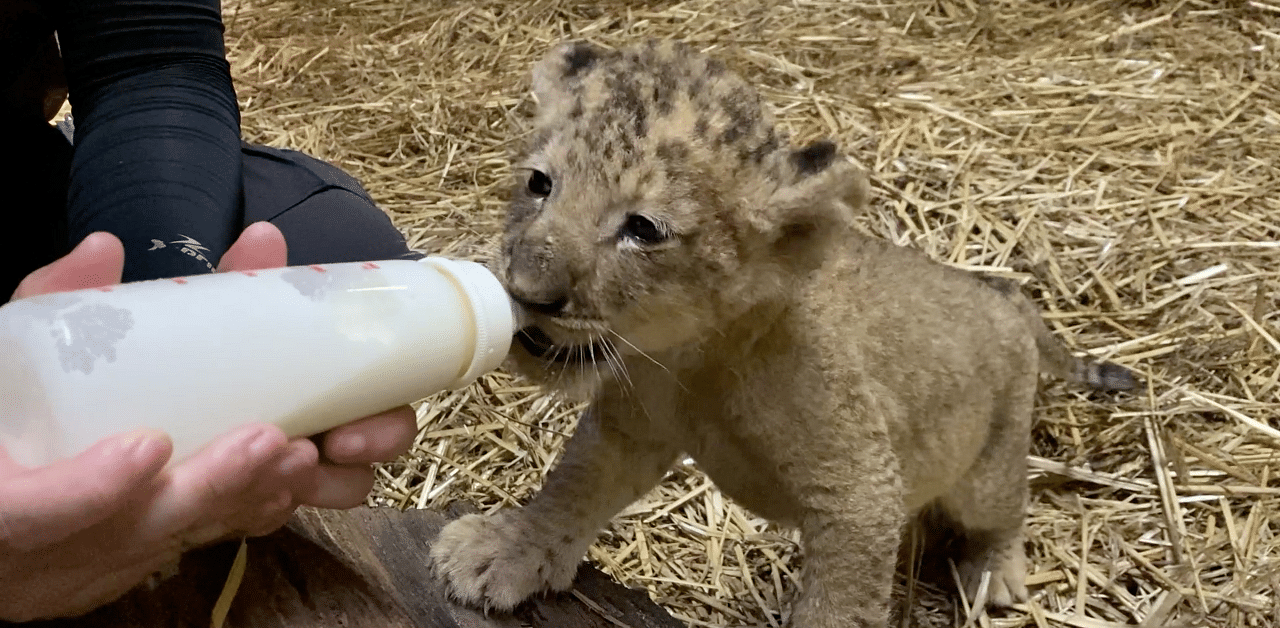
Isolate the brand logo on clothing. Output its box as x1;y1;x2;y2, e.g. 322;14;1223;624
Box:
148;235;215;272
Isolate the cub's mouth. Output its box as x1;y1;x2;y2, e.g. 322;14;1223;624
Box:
515;326;609;364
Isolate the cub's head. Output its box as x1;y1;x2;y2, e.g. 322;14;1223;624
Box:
501;40;868;387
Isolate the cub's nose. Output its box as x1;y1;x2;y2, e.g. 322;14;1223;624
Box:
507;284;569;316
504;239;569;316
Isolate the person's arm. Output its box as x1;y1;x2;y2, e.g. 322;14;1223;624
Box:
46;0;242;281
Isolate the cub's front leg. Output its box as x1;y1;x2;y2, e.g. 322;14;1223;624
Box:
782;409;907;628
431;407;680;611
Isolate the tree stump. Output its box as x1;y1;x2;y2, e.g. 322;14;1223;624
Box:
15;506;685;628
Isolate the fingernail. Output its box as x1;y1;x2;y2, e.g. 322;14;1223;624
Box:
117;429;170;466
245;426;282;458
275;445;317;477
257;490;294;524
247;490;297;536
268;489;292;512
331;432;367;459
185;522;233;548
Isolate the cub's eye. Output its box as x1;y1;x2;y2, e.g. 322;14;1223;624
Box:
527;170;553;197
621;214;667;245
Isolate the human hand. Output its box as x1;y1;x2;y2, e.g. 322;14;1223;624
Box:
0;224;416;621
14;222;417;508
0;228;305;620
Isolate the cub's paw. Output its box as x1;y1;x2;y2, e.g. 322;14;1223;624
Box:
430;512;580;611
958;538;1028;609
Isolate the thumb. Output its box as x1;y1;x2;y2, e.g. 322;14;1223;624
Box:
0;430;172;550
217;222;288;272
10;232;125;301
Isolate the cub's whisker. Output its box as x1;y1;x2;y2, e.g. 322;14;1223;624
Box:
601;335;634;394
609;330;670;374
610;330;686;392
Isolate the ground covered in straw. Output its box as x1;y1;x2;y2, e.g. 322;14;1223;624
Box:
222;1;1279;626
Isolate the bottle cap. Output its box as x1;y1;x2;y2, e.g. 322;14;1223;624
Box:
420;257;519;387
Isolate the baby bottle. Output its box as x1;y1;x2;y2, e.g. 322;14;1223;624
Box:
0;257;522;468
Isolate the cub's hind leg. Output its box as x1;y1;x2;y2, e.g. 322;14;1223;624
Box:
936;384;1035;609
431;406;680;611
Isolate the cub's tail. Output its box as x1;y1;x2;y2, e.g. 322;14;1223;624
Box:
1032;325;1140;392
977;274;1140;392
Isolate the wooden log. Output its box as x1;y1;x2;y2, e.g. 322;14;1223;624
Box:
13;507;685;628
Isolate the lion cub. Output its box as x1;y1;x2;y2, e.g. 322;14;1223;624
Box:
431;40;1136;627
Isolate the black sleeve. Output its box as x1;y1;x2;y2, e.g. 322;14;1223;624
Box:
44;0;243;281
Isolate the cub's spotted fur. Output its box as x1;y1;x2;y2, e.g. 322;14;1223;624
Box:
431;40;1137;627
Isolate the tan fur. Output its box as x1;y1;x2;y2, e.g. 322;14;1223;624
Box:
431;40;1137;627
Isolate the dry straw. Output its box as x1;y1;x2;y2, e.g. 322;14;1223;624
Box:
224;1;1279;626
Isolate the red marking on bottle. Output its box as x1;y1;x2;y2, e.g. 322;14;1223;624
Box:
97;287;113;292
309;265;327;273
362;262;380;270
241;271;258;277
172;278;188;285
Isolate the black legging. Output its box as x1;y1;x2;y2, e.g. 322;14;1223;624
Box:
48;0;247;282
1;0;418;300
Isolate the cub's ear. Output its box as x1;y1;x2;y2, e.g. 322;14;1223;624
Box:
531;40;607;105
749;139;870;238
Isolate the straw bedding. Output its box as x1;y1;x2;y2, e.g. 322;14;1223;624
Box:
221;1;1280;626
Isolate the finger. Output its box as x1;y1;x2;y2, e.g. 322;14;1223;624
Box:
275;439;321;499
242;490;296;538
160;432;316;548
297;463;376;510
189;438;312;542
318;405;417;465
238;439;318;536
0;429;170;550
216;221;287;272
142;424;289;539
10;231;125;300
